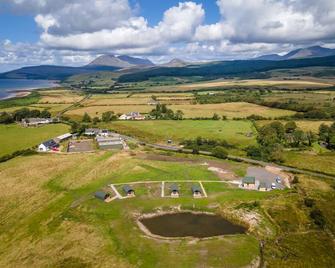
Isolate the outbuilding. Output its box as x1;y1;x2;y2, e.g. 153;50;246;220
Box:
170;184;179;198
242;176;256;190
123;185;135;197
191;185;202;198
94;191;111;202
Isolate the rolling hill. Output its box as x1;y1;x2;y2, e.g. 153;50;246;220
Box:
256;46;335;61
118;55;335;83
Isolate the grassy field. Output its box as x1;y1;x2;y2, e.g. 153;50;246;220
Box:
283;151;335;176
102;120;257;147
169;102;295;118
0;123;69;157
66;100;294;119
38;89;84;104
0;151;334;267
171;79;333;91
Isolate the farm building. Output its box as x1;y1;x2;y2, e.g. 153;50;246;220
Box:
191;185;202;198
123;185;135;197
96;136;124;150
22;118;52;127
38;139;59;152
94;191;111;202
54;133;72;143
84;128;101;136
258;182;269;191
241;177;256;190
119;112;145;120
170;184;179;198
97;129;111;137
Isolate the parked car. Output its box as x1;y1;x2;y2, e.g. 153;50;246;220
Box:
276;176;281;183
271;183;277;189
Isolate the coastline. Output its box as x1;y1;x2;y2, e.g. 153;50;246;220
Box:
0;79;59;100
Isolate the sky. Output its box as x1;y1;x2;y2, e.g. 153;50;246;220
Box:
0;0;335;72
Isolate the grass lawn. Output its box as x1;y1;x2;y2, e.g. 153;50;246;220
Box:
0;151;334;267
102;120;257;147
0;123;70;157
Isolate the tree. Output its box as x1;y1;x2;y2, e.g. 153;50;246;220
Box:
82;112;91;122
285;121;297;133
292;129;306;147
40;109;51;118
92;117;100;125
102;111;115;122
29;109;41;118
212;113;220;120
174;110;184;120
319;123;331;145
213;146;228;159
13;108;30;121
0;112;14;124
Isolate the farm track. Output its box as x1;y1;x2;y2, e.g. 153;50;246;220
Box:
57;93;92;117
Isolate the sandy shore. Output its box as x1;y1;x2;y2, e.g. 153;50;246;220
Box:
1;90;31;100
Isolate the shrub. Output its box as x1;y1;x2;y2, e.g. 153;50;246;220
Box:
212;146;228;159
310;208;326;228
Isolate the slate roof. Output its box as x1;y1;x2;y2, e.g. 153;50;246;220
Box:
242;176;256;184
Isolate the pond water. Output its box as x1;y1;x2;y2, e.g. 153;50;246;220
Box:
139;212;246;238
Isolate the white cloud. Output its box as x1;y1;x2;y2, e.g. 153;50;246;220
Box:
38;2;205;52
1;0;335;69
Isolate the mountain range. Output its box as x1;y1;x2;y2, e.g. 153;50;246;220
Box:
1;46;335;80
255;46;335;60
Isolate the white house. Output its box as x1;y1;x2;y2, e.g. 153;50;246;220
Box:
38;139;59;152
119;112;145;120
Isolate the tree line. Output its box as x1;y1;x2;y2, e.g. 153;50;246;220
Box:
0;108;51;124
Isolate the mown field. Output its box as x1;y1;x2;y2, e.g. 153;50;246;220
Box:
0;151;334;267
169;102;295;118
66;99;294;119
102;120;257;148
0;123;69;157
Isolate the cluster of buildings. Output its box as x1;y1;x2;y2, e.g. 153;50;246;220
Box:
240;176;282;191
95;183;205;202
84;128;126;150
38;133;72;152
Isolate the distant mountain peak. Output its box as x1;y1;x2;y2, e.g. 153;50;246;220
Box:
161;58;189;67
88;54;154;68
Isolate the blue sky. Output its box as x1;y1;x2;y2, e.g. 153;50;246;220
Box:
0;0;334;72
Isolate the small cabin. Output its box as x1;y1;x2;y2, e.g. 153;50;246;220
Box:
242;176;256;190
191;185;202;198
170;184;179;198
123;185;135;197
258;182;268;192
94;191;111;202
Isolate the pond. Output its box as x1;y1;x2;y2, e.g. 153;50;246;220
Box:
139;212;246;238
